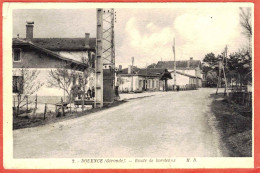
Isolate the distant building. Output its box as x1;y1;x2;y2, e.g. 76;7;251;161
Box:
155;57;203;89
116;66;172;92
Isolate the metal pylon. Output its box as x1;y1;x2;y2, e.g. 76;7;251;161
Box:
102;8;115;69
95;8;116;107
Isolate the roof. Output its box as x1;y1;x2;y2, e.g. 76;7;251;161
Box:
13;38;96;51
118;66;140;75
174;71;202;79
118;67;172;80
155;60;201;70
13;39;88;68
138;68;167;77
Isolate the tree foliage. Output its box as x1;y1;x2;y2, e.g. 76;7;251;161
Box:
48;63;91;103
202;50;252;87
48;64;75;98
239;7;252;37
202;52;218;67
147;63;157;69
206;71;218;84
14;67;44;116
228;51;252;85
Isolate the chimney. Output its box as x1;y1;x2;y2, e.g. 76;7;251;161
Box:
187;57;193;69
26;21;34;40
119;65;122;71
128;65;132;74
85;33;90;48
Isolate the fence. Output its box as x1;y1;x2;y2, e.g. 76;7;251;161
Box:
229;90;252;107
12;94;94;119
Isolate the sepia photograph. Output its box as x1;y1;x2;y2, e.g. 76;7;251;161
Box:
2;2;254;169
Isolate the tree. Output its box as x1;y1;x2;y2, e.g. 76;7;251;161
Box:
202;52;218;67
48;63;76;102
202;53;219;84
206;71;218;86
147;63;157;69
227;51;252;86
240;7;252;56
13;68;43;116
48;63;91;112
240;7;252;37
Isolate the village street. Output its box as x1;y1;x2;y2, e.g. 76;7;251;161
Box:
13;88;228;158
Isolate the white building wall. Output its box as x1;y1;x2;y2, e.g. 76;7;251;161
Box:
12;68;91;97
119;76;131;92
168;72;190;86
118;75;160;92
54;51;90;63
177;68;202;79
177;69;195;77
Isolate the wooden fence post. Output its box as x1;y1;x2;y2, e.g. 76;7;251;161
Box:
81;91;85;112
61;97;65;116
33;94;37;115
44;103;47;120
13;96;16;116
26;96;28;116
35;94;37;109
69;93;72;113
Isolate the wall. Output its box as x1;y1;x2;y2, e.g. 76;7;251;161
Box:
12;68;87;98
118;76;132;92
176;68;202;87
118;75;139;92
12;48;95;103
146;78;160;91
13;49;66;68
177;67;202;79
117;75;159;92
54;51;92;64
168;72;190;88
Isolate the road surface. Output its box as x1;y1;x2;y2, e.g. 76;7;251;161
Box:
13;88;228;158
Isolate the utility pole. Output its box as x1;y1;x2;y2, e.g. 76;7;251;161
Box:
131;56;134;92
223;45;229;96
172;38;176;91
216;45;229;96
146;63;148;91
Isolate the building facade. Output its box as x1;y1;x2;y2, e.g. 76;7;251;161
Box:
116;66;172;92
155;57;203;88
12;22;95;103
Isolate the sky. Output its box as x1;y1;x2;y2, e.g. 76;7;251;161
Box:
13;5;250;68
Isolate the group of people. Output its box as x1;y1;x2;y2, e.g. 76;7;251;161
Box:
71;84;120;101
87;87;95;98
71;84;95;101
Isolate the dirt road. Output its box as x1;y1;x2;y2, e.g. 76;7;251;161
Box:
13;88;228;158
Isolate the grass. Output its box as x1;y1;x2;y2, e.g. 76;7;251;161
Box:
210;93;252;157
13;100;127;130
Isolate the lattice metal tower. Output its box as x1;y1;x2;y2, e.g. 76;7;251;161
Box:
102;8;115;69
95;8;116;107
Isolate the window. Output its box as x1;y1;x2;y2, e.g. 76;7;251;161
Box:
13;76;23;93
139;80;142;88
13;49;21;62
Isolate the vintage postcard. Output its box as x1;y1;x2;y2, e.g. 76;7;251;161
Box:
2;2;254;169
